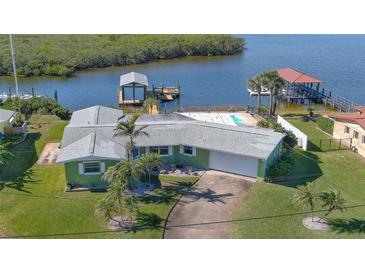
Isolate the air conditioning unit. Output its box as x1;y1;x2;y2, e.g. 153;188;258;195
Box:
351;146;358;153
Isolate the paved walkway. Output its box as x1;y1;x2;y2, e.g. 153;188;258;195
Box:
164;170;255;239
38;142;60;165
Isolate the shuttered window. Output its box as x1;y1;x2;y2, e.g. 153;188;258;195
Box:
83;162;100;174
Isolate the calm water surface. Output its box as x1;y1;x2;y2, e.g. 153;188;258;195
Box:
1;35;365;110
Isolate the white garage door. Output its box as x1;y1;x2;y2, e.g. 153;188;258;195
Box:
209;150;258;177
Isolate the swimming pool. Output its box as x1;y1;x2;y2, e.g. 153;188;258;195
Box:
230;114;246;125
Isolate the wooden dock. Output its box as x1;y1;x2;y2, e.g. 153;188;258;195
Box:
118;91;144;106
118;72;181;111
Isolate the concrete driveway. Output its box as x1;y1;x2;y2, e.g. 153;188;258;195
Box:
164;170;255;239
38;143;60;165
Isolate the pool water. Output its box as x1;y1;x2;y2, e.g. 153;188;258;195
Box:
230;115;245;125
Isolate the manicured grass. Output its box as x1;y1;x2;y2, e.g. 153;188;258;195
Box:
231;118;365;238
0;115;198;238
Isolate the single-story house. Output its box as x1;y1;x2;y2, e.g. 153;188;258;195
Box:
329;112;365;157
353;105;365;114
56;105;285;187
0;109;16;135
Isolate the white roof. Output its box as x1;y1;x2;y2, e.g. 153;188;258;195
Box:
120;72;148;87
57;106;285;163
0;109;16;122
69;105;124;127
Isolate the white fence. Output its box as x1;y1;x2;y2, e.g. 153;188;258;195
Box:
277;115;308;151
4;121;28;135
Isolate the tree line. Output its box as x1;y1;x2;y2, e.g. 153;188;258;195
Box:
0;35;245;77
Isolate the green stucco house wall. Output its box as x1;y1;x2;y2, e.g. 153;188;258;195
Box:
63;143;281;186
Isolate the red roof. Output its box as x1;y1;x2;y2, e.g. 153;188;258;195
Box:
329;113;365;130
276;68;322;84
353;105;365;114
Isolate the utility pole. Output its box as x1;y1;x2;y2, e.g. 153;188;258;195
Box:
9;34;19;97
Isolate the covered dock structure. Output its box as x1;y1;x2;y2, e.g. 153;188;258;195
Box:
118;72;181;110
248;67;358;112
277;67;324;103
119;72;148;106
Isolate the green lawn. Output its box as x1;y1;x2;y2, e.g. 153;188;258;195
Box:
231;118;365;238
0;115;198;238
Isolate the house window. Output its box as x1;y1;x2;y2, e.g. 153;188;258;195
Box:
344;126;350;134
362;135;365;144
148;146;169;156
84;162;100;174
353;130;359;140
132;148;139;158
183;146;193;155
159;146;169;156
150;146;159;154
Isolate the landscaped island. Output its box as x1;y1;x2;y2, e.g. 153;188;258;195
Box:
0;35;245;77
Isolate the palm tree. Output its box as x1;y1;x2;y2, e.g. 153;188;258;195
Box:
95;180;126;228
143;97;159;115
293;182;317;221
138;152;163;184
248;77;263;111
260;70;285;116
114;113;148;160
318;190;346;220
97;162;143;229
102;160;142;189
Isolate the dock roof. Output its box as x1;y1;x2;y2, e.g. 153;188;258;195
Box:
120;72;148;87
277;68;322;84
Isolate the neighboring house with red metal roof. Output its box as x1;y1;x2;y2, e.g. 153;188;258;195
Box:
329;113;365;157
353;105;365;114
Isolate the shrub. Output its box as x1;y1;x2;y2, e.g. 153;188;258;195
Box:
307;107;314;117
14;112;23;127
256;119;271;128
266;154;295;179
52;106;71;120
3;97;71;120
0;133;22;148
301;115;310;122
316;117;334;135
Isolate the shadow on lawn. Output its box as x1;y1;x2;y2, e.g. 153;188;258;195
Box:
0;169;40;192
137;180;233;205
329;218;365;234
133;212;164;231
273;150;323;188
0;133;40;192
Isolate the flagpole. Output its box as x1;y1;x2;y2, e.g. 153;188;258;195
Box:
9;34;19;97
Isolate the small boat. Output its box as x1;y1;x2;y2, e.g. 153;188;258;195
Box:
247;88;271;96
0;92;43;101
160;94;174;101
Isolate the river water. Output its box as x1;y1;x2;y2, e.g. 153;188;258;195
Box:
1;35;365;110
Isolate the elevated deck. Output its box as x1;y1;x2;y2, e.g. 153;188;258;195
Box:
118;91;144;106
158;87;180;95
